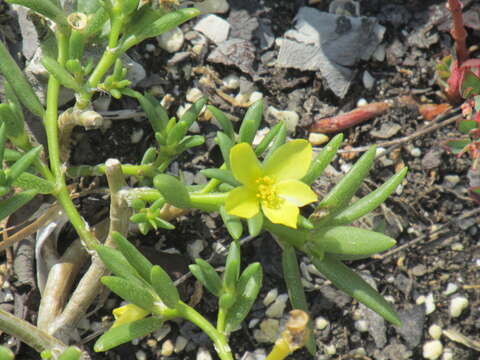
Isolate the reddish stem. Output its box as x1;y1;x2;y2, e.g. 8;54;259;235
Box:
447;0;468;65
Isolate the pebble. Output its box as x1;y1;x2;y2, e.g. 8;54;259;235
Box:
249;91;263;103
265;293;288;318
187;239;205;259
341;163;352;174
357;98;368;107
428;324;442;340
354;319;369;333
324;344;337;355
362;70;375;89
135;350;147;360
444;175;460;186
253;319;280;343
194;15;230;44
422;340;443;360
157;28;184;53
196;347;212;360
315;316;329;330
186;87;204;103
174;336;188;353
442;348;454;360
417;293;436;315
411;264;427;277
373;43;386;61
308;132;329;146
145;43;156;52
449;296;468;317
268;106;299;133
443;283;458;296
410;147;422;157
195;0;229;14
161;340;174;356
222;74;240;89
130;128;144;144
450;242;464;251
263;288;278;306
249;318;260;328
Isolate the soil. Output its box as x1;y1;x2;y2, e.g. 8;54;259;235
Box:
0;0;479;360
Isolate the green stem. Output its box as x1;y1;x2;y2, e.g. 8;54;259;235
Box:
190;193;228;207
176;302;233;360
217;307;227;333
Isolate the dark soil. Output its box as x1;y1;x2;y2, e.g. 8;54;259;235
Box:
1;0;479;359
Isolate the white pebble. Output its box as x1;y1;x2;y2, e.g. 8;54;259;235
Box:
354;319;369;333
410;147;422;157
315;316;329;330
265;294;288;318
425;293;436;314
194;15;230;44
186;87;204;103
174;336;188;353
196;347;212;360
450;242;464;251
161;340;174;356
130;128;144;144
428;324;442;340
187;239;205;259
157;28;184;53
253;319;280;343
341;163;352;174
308;132;329;146
324;344;336;355
263;288;278;306
222;74;240;89
249;91;263;103
154;324;171;341
268;106;299;133
449;296;468;317
145;43;156;52
423;340;443;360
443;283;458;296
249;318;260;328
135;350;147;360
441;348;454;360
235;92;250;104
357;98;368;107
362;71;375;90
195;0;229;14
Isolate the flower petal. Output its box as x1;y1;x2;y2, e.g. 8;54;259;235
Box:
225;185;260;218
112;304;149;328
230;143;263;186
277;180;317;206
262;200;299;228
263;139;312;181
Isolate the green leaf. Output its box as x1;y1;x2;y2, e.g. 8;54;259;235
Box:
311;256;401;325
208;105;234;140
239;99;264;144
316;145;376;212
324;167;408;226
166;121;189;146
94;317;163;352
0;42;45;118
133;92;167;133
254;122;283;156
176;135;204;151
247;212;263;237
141;147;157;165
445;139;471;155
200;169;240;187
41;56;82;92
96;245;144;284
215;132;234;169
189;259;222;297
0;103;24;139
302;133;343;185
0;189;37;221
150;265;180;308
219;206;243;240
281;245;316;355
263;121;287;163
13;172;55;194
153;174;191;208
57;347;82;360
6;146;42;185
460;70;480;98
101;276;157;311
458;120;478;134
5;0;67;26
0;345;14;360
0;123;6;165
223;241;240;292
309;226;396;258
111;232;153;283
224;262;262;333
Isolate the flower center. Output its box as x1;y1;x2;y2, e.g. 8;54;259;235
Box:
255;176;283;209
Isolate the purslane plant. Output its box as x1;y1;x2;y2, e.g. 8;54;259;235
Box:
0;0;407;359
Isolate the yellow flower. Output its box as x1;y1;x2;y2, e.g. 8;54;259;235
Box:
225;139;317;228
111;304;149;328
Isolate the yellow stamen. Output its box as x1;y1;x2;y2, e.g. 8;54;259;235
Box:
255;176;283;209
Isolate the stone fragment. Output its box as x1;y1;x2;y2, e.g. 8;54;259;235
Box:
253;319;280;343
449;296;468;318
161;340;174;356
265;294;288;318
428;324;442;340
208;39;256;76
157;28;184;53
195;0;229;14
194;15;231;44
422;340;443;360
268;106;299;133
309;133;329;146
362;70;375;89
371;122;402;139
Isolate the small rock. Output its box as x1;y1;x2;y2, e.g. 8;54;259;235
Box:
411;264;427;277
268;106;299;133
424;293;436;315
253;319;280;343
309;133;329;146
194;15;231;44
354;319;369;333
174;336;188;353
428;324;442;340
222;74;240;89
195;0;229;14
130;128;144;144
450;242;464;251
315;316;329;330
248;318;260;328
265;294;288;318
154;324;171;341
423;340;443;360
443;283;458;296
135;350;147;360
249;92;263;103
397;305;426;348
145;43;156;52
324;344;336;355
372;43;386;61
196;347;212;360
187;239;204;259
410;147;422;157
449;296;468;317
162;340;174;356
208;38;256;76
186;88;204;103
362;71;375;89
357;98;368;107
442;348;454;360
263;288;278;306
444;175;460;187
157;28;184;53
371;122;402;139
